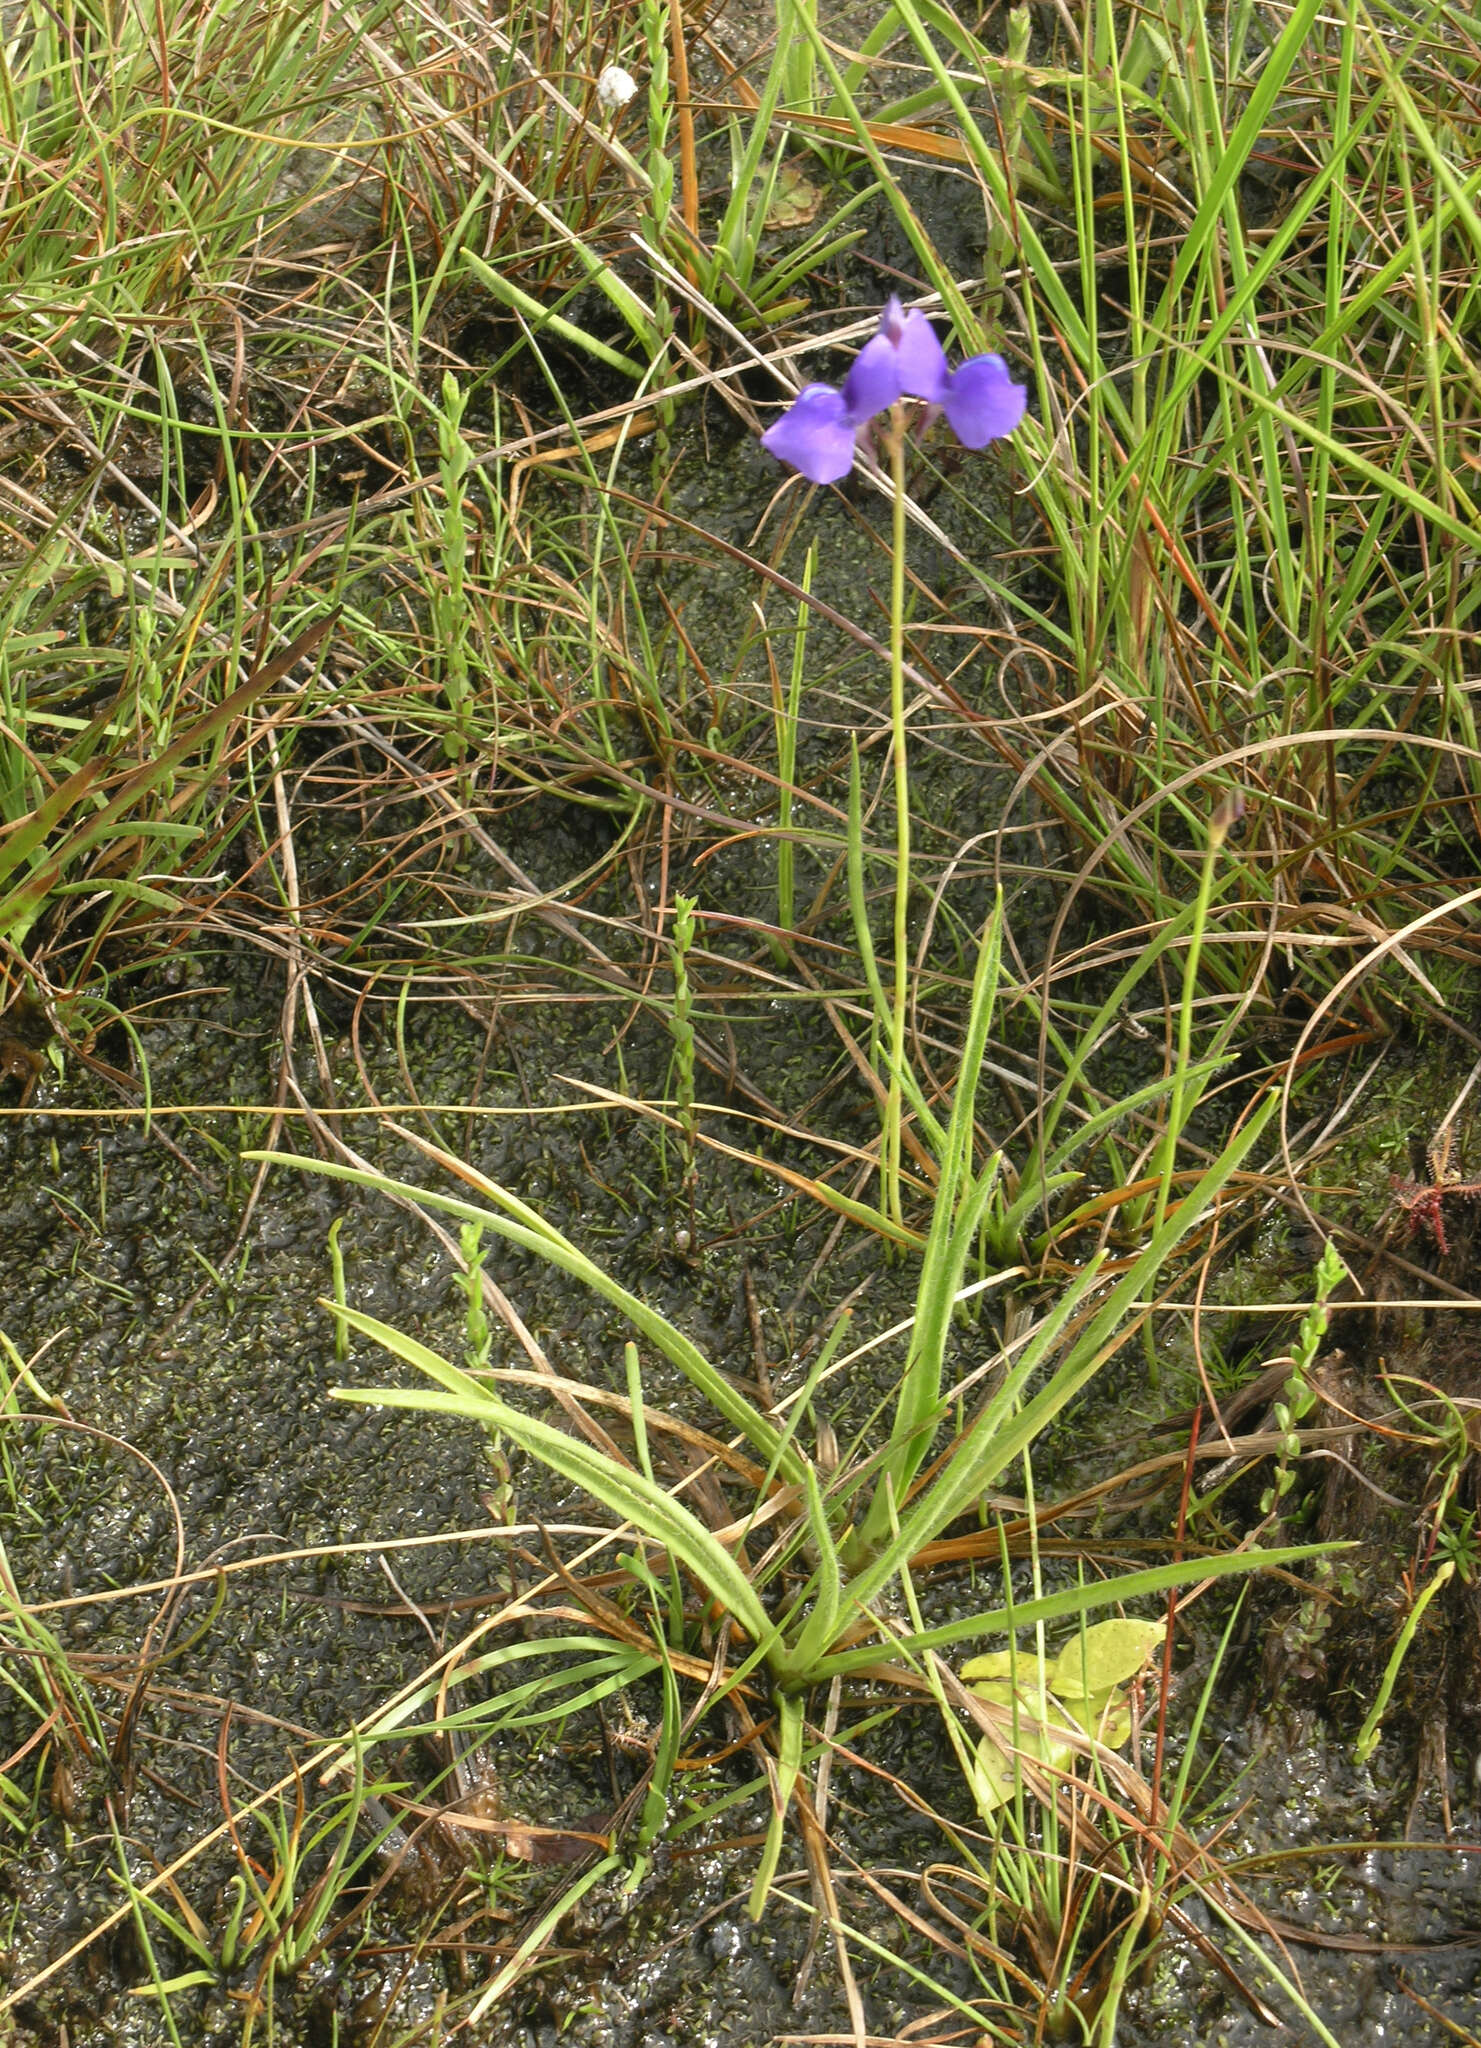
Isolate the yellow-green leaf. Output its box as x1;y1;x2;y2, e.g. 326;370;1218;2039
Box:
1059;1686;1133;1749
1045;1618;1165;1699
961;1647;1021;1684
964;1674;1140;1816
967;1721;1080;1815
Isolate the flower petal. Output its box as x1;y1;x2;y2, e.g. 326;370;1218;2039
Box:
877;295;908;347
760;384;858;484
940;353;1027;447
894;310;949;401
840;333;902;423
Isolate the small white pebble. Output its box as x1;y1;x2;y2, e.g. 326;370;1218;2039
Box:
596;65;638;112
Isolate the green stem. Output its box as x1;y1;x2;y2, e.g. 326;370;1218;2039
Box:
1353;1561;1453;1767
885;404;910;1230
775;544;813;951
1151;801;1230;1240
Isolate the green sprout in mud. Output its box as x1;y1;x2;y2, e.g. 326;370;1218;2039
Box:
666;893;699;1189
1260;1239;1347;1521
1435;1507;1478;1585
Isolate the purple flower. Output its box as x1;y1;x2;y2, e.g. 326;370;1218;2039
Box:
758;385;860;487
761;297;1026;484
937;353;1030;448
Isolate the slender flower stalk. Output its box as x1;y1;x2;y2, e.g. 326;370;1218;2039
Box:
885;404;910;1227
762;298;1026;1225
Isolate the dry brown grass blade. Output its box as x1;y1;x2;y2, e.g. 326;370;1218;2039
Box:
793;1776;868;2048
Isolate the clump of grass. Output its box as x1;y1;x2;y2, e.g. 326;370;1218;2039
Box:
248;879;1324;1950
